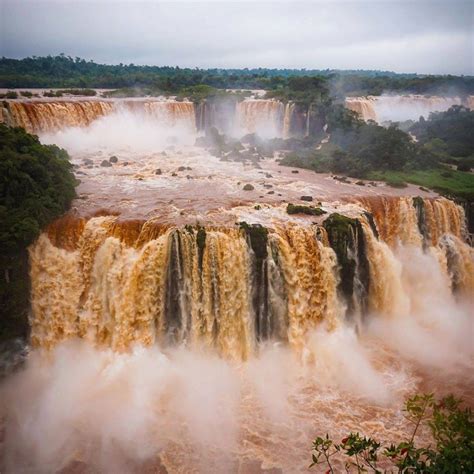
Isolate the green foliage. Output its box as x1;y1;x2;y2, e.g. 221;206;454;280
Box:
310;393;474;473
58;88;97;96
0;124;77;252
369;168;474;201
43;89;63;97
3;90;18;99
3;56;470;96
281;121;430;180
410;106;474;158
0;124;77;341
287;203;326;216
330;74;474;98
265;76;331;106
281;106;474;200
386;177;408;188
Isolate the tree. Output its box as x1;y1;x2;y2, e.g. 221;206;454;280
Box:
310;393;474;473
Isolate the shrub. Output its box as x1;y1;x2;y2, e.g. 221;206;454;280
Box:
287;203;326;216
386;178;408;188
457;159;472;172
310;393;474;473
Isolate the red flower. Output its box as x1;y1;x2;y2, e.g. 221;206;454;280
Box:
401;448;408;455
341;437;349;444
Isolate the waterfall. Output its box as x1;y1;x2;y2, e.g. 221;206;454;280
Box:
3;99;197;134
345;95;474;123
282;102;295;139
345;97;377;121
28;197;473;358
234;99;285;138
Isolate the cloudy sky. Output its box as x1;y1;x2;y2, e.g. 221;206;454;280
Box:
0;0;472;74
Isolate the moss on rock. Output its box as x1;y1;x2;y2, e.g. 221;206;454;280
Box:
286;203;326;216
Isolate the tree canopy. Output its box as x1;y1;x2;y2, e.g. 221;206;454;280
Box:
1;55;473;96
0;124;77;252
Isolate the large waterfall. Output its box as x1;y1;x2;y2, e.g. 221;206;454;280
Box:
2;99;196;135
27;197;472;359
345;95;474;123
2;98;304;139
2;95;473;137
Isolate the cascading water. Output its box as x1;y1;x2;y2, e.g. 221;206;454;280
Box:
26;197;473;359
7;101;115;133
235;99;286;138
2;98;304;139
345;94;474;123
2;99;197;135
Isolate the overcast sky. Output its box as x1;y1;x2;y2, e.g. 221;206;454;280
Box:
0;1;472;74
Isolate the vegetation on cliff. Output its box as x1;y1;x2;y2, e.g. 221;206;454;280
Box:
0;124;77;340
280;106;474;200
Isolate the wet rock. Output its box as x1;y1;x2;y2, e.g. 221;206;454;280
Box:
263;184;273;189
100;160;112;167
109;155;118;163
300;195;313;202
355;180;365;186
155;168;162;175
186;175;193;179
172;172;178;177
291;170;299;174
186;166;192;170
265;173;273;178
267;190;275;194
0;338;28;380
243;184;255;191
82;158;93;165
177;166;186;171
122;161;129;166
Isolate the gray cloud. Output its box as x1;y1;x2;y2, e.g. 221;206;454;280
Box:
0;0;472;74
